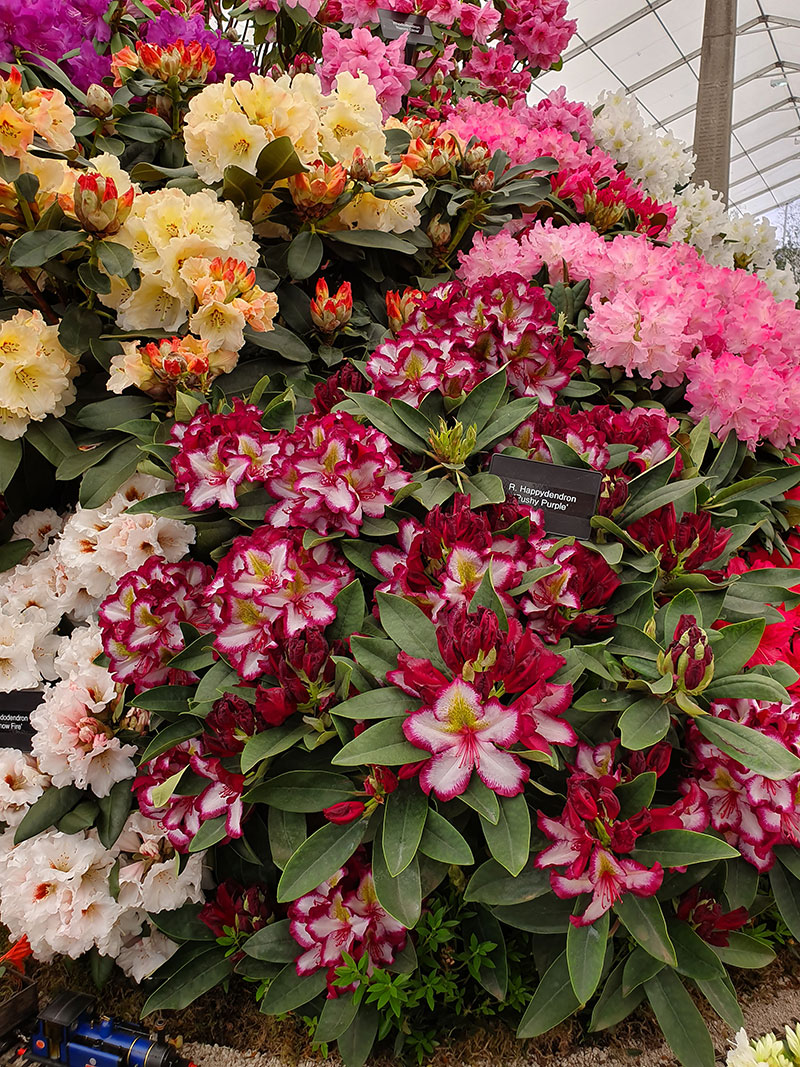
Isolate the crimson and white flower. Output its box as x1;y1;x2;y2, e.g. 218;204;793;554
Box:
551;847;664;927
403;678;528;800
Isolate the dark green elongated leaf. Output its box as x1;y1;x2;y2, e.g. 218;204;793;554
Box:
724;857;760;910
349;636;398;681
0;439;21;492
419;809;474;865
491;896;573;933
287;230;323;280
695;714;800;780
712;931;776;969
460;776;500;824
473;398;538;451
573;689;637;713
619;698;670;750
694;974;744;1030
457;369;507;433
711;618;765;676
703;672;791;704
621;948;664;996
79;261;112;294
613;895;677;966
615;772;657;818
96;240;134;277
382;780;428;876
277;819;366;902
188;814;227;852
243;771;355;810
330;687;418;720
331;229;416;254
9;228;84;267
567;909;609;1004
260;963;327;1015
14;785;83;843
138;719;202;765
623;477;708;526
56;437;123;481
245;323;314;362
22;417;76;466
149;902;215;942
464;858;550;906
517;951;581;1038
269;808;306;870
469;565;508;630
331;717;425;767
342;394;426;454
241;723;313;771
116;111;172;141
589;960;645;1032
244;919;298;962
79;439;142;508
142;944;232;1015
337;1005;378;1067
464;907;508;1001
316;992;359;1044
775;845;800;881
373;838;421;927
631;829;738;868
376;593;448;670
769;861;800;940
58;799;99;834
0;539;33;572
126;685;195;713
236;957;281;981
329;580;366;642
481;793;530;876
644;968;715;1067
97;779;133;849
667;919;726;980
256;136;306;182
167;632;216;671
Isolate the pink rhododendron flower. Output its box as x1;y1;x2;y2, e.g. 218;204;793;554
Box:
502;0;576;69
206;527;353;680
320;28;415;117
99;556;213;691
288;857;406;992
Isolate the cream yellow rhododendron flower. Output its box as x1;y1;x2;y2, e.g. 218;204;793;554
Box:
337;164;426;235
108;336;237;400
319;72;385;165
0;309;80;440
100;187;258;332
0;67;75;157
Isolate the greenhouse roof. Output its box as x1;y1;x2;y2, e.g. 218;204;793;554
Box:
534;0;800;222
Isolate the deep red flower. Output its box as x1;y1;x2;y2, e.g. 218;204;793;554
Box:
627;505;731;575
676;887;748;947
199;880;273;940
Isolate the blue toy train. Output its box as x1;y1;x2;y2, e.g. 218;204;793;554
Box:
21;991;195;1067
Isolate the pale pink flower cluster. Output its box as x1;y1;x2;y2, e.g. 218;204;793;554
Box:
459;221;800;448
320;28;415;118
0;749;49;827
0;814;203;964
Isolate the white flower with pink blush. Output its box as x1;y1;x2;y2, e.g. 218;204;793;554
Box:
0;749;49;826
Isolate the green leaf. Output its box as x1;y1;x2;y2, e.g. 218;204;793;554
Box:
96;240;134;277
775;845;800;881
256;136;306;183
241;722;312;772
589;961;645;1032
631;830;738;868
703;672;791;704
331;716;425;767
382;780;428;876
724;857;759;910
0;439;21;492
623;477;707;526
619;698;670;750
473;398;538;452
79;261;112;294
116;110;172;142
769;861;800;940
469;564;508;630
712;931;776;969
149;902;215;942
667;919;726;981
645;969;715;1067
331;229;416;254
457;368;507;432
268;808;306;870
464;858;550;906
480;793;530;876
373;840;421;927
349;636;398;681
9;228;84;267
695;715;800;780
419;809;474;865
245;323;314;363
342;393;426;454
316;993;359;1044
337;1005;378;1067
14;785;83;843
244;919;298;962
329;580;366;642
138;719;202;765
0;539;33;572
244;771;355;810
277;819;366;902
464;907;508;1001
330;687;418;720
621;948;664;996
142;944;232;1015
167;632;216;671
79;439;141;508
567;910;608;1004
517;951;581;1038
260;963;327;1015
615;772;657;819
97;779;133;849
613;895;676;966
694;974;743;1030
377;597;447;671
711;618;765;676
460;776;500;824
188;814;228;852
287;230;323;280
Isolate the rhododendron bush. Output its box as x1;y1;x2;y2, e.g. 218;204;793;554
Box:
2;0;800;1064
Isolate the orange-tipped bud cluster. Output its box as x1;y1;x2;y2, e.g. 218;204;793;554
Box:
203;256;258;300
73;172;135;236
288;161;347;220
348;146;375;183
111;39;216;86
143;335;211;379
402;134;461;179
310;279;353;335
386;287;424;334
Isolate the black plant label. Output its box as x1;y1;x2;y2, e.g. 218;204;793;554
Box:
0;691;42;751
378;9;436;46
489;455;602;539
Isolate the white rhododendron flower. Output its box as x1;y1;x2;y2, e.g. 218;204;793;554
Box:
0;749;49;826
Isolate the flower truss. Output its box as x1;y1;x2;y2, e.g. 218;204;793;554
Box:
2;1;800;1065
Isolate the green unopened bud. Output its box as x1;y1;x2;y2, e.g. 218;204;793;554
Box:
428;418;477;468
657;613;714;696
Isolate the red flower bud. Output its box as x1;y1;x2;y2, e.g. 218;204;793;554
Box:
323;801;365;824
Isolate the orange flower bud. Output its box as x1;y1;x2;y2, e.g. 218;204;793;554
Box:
386;287;424;334
288;160;347;220
310;279;353;335
73;172;134;235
